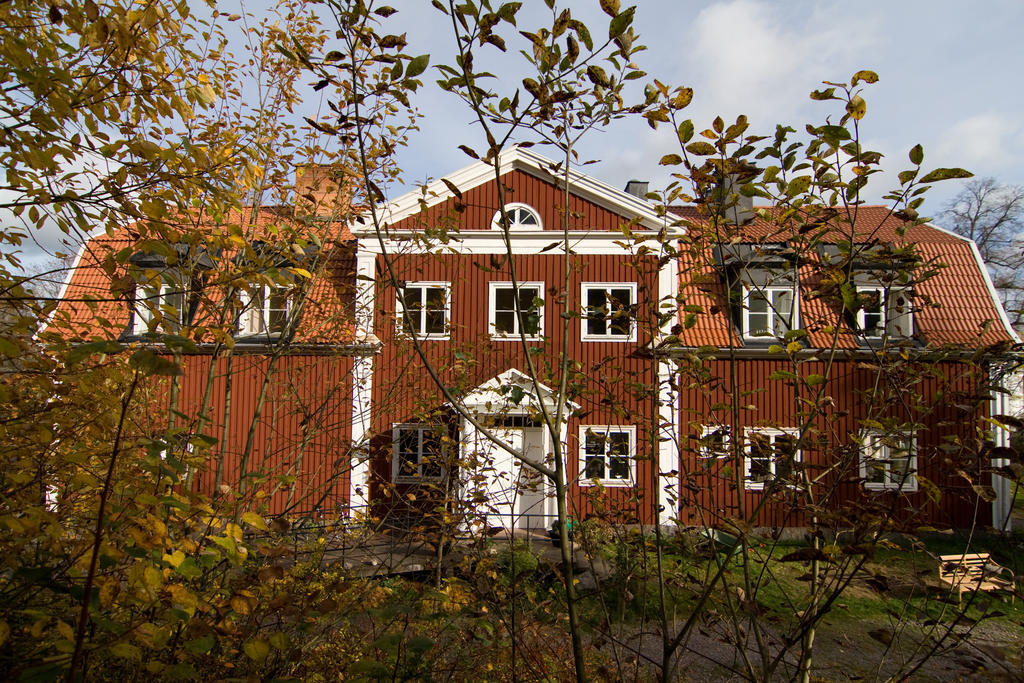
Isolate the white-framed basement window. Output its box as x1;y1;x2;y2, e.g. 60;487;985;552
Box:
859;430;917;492
240;284;291;337
744;428;800;490
579;425;635;486
392;424;446;483
581;283;637;341
743;286;796;339
488;281;544;340
397;282;450;339
491;203;542;231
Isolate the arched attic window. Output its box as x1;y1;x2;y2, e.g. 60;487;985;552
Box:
491;203;541;231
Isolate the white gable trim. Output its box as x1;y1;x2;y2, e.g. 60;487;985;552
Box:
356;147;672;233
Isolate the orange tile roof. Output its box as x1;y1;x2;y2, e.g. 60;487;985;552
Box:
49;206;356;344
668;204;1016;349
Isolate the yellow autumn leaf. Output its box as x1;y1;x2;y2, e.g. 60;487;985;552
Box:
241;511;270;531
56;620;74;642
163;549;185;568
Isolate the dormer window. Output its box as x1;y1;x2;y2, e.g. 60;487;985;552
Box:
133;277;188;335
128;243;212;337
715;243;799;342
743;286;795;339
240;285;291;337
855;285;913;339
491;203;541;231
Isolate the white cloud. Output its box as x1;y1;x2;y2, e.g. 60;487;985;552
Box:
933;114;1023;172
684;1;874;126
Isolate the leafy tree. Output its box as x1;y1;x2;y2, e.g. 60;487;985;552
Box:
941;178;1024;329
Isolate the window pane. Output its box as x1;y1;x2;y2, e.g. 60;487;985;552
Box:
403;287;423;334
608;456;629;480
865;460;886;484
586;288;608;336
609;288;632;336
608;431;630;456
494;311;515;333
495;287;514;311
772;290;793;333
584;456;605;479
584;431;605;456
398;429;420;477
522;311;540;335
425;287;445;308
749;456;771;482
421;431;443;478
748;433;771;482
517;207;538;226
425;310;446;334
268;288;289;333
748;292;768;314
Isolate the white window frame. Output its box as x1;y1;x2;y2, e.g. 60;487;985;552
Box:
240;284;291;337
133;279;187;335
698;424;731;458
396;281;451;340
859;430;918;492
579;425;636;487
743;428;801;490
856;286;913;338
392;424;446;483
742;285;797;339
491;203;542;231
581;282;638;342
488;281;545;341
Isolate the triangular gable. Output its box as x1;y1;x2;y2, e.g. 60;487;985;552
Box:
360;147;670;232
456;367;580;415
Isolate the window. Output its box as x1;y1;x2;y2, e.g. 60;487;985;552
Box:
580;426;635;486
392;425;445;482
698;425;731;458
581;283;637;341
856;286;913;338
240;285;291;336
744;428;800;490
397;282;450;339
743;286;795;339
489;281;544;340
133;279;188;335
491;203;541;231
860;431;917;492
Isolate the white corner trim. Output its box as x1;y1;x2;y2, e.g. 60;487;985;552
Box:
348;354;373;516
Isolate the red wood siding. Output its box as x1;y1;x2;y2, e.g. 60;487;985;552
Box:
677;358;992;529
369;251;662;524
175;353;355;516
388;169;634;232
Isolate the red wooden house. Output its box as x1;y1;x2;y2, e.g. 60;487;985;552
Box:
53;148;1019;531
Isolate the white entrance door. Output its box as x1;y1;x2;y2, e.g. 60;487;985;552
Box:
469;424;548;530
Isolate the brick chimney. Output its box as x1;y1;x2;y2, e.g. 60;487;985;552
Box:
295;165;348;218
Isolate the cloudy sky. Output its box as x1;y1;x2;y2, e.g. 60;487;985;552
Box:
17;0;1024;271
388;0;1024;212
